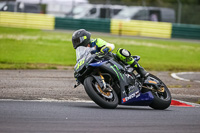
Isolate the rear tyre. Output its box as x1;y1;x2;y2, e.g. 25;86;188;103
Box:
84;76;118;109
148;74;171;110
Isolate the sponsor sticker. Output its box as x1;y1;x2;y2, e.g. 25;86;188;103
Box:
122;91;140;102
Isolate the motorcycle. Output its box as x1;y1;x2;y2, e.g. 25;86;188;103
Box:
74;46;171;110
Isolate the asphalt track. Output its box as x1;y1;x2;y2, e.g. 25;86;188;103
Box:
0;70;200;102
0;70;200;133
0;100;200;133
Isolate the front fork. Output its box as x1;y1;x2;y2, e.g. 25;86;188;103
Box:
93;70;112;92
73;70;106;89
74;70;111;92
99;71;107;90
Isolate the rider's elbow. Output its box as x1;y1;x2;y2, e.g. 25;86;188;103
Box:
107;43;115;52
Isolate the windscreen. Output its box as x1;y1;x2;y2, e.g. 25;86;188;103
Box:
76;46;94;62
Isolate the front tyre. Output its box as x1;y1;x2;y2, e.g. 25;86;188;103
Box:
84;76;118;109
148;74;171;110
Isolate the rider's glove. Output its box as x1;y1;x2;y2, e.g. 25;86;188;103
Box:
96;52;105;58
100;46;110;54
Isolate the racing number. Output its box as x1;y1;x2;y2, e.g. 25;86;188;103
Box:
76;60;85;70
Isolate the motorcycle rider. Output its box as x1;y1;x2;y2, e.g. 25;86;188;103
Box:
72;29;149;79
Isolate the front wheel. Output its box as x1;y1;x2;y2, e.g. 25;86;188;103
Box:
145;74;171;110
84;76;119;109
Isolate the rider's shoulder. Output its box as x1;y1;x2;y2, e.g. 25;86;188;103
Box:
96;38;105;42
91;38;104;41
91;38;109;48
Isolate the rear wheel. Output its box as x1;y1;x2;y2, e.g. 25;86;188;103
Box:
84;76;118;109
146;74;171;110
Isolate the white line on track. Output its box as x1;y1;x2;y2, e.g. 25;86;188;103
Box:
171;72;200;83
0;98;94;103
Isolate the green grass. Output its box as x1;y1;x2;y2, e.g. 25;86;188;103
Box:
0;26;200;71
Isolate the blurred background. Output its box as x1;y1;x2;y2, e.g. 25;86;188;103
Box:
0;0;199;70
0;0;200;25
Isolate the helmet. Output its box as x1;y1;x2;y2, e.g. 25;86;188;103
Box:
72;29;91;49
116;48;134;65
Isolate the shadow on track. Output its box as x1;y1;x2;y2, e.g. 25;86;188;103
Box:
67;102;172;111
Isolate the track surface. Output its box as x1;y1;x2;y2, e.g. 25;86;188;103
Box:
0;70;200;132
0;100;200;133
0;70;199;103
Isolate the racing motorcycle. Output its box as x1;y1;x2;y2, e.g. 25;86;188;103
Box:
74;46;171;110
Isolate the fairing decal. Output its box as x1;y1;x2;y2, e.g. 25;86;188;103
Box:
121;91;154;106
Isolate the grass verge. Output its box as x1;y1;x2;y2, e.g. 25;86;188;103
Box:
0;26;200;71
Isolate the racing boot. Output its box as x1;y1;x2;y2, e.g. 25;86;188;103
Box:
131;61;149;79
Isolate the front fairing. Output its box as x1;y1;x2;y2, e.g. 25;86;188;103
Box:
74;46;109;81
74;46;94;72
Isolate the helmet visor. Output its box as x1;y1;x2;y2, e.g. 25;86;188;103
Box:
73;36;85;47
